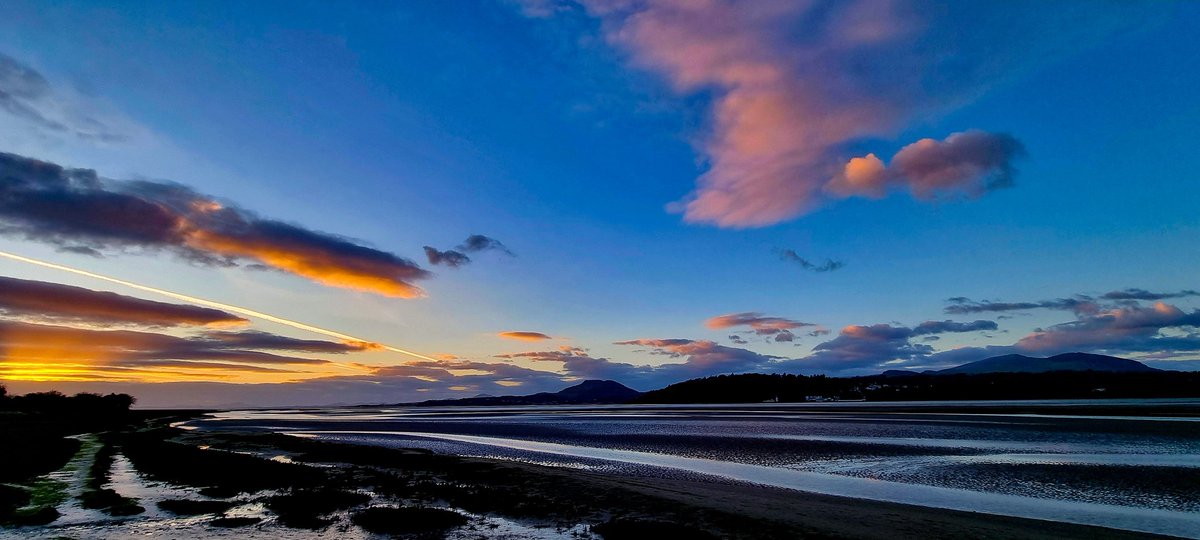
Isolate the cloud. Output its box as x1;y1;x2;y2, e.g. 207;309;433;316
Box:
1015;302;1200;355
0;53;128;142
522;1;1150;227
1101;288;1200;302
728;334;748;345
423;246;471;267
912;319;998;335
495;345;587;360
0;151;431;297
827;131;1025;200
945;295;1100;315
497;331;554;342
799;319;997;372
0;319;386;382
458;234;514;256
945;288;1200;316
705;312;815;336
1;358;577;408
424;234;514;267
498;338;784;390
777;249;844;272
0;275;247;327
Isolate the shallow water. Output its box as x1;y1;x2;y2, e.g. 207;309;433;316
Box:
192;399;1200;538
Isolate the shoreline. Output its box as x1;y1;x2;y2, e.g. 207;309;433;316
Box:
5;410;1195;539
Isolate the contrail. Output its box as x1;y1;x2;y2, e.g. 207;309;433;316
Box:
0;250;439;362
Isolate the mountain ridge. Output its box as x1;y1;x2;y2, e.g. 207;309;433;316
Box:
406;379;641;407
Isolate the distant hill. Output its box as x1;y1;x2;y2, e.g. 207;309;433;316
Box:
634;353;1194;404
937;352;1159;375
410;380;641;407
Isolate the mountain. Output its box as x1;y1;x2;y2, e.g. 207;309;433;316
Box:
936;352;1159;375
410;380;641;407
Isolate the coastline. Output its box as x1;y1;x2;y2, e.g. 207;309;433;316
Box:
6;414;1190;539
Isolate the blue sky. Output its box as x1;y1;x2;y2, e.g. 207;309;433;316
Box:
1;0;1198;407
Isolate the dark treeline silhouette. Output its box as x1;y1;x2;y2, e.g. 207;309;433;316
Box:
0;387;135;416
0;384;137;485
636;371;1200;404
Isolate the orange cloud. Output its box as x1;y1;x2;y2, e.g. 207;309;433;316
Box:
0;320;376;383
497;331;553;342
0;151;431;297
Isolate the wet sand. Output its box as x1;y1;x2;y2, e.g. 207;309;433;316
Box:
6;400;1199;539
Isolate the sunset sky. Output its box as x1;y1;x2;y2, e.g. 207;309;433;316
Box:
1;0;1198;407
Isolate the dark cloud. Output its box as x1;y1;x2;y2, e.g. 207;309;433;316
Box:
1101;288;1200;302
946;288;1200;316
0;151;431;297
728;334;748;345
458;234;514;256
777;250;844;272
797;319;997;372
945;296;1099;315
0;53;125;141
497;331;554;342
423;234;513;267
1015;302;1200;355
423;246;471;267
912;319;998;335
0;276;247;327
500;339;785;390
705;312;815;335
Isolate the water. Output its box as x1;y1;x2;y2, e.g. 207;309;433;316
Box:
189;399;1200;538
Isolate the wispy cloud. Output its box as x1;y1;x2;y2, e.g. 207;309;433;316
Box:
777;250;844;273
945;289;1200;316
521;1;1148;227
0;53;130;142
0;151;431;297
705;312;815;335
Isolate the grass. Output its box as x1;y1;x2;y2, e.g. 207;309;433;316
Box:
79;437;144;516
118;428;324;496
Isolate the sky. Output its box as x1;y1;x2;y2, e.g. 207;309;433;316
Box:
0;0;1198;408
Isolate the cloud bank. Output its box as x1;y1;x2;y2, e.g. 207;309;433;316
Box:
0;151;431;297
0;276;247;327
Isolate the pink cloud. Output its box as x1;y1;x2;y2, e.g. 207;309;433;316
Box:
522;1;1142;227
828;131;1025;200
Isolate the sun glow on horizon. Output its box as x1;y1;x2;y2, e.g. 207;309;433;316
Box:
0;250;448;384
